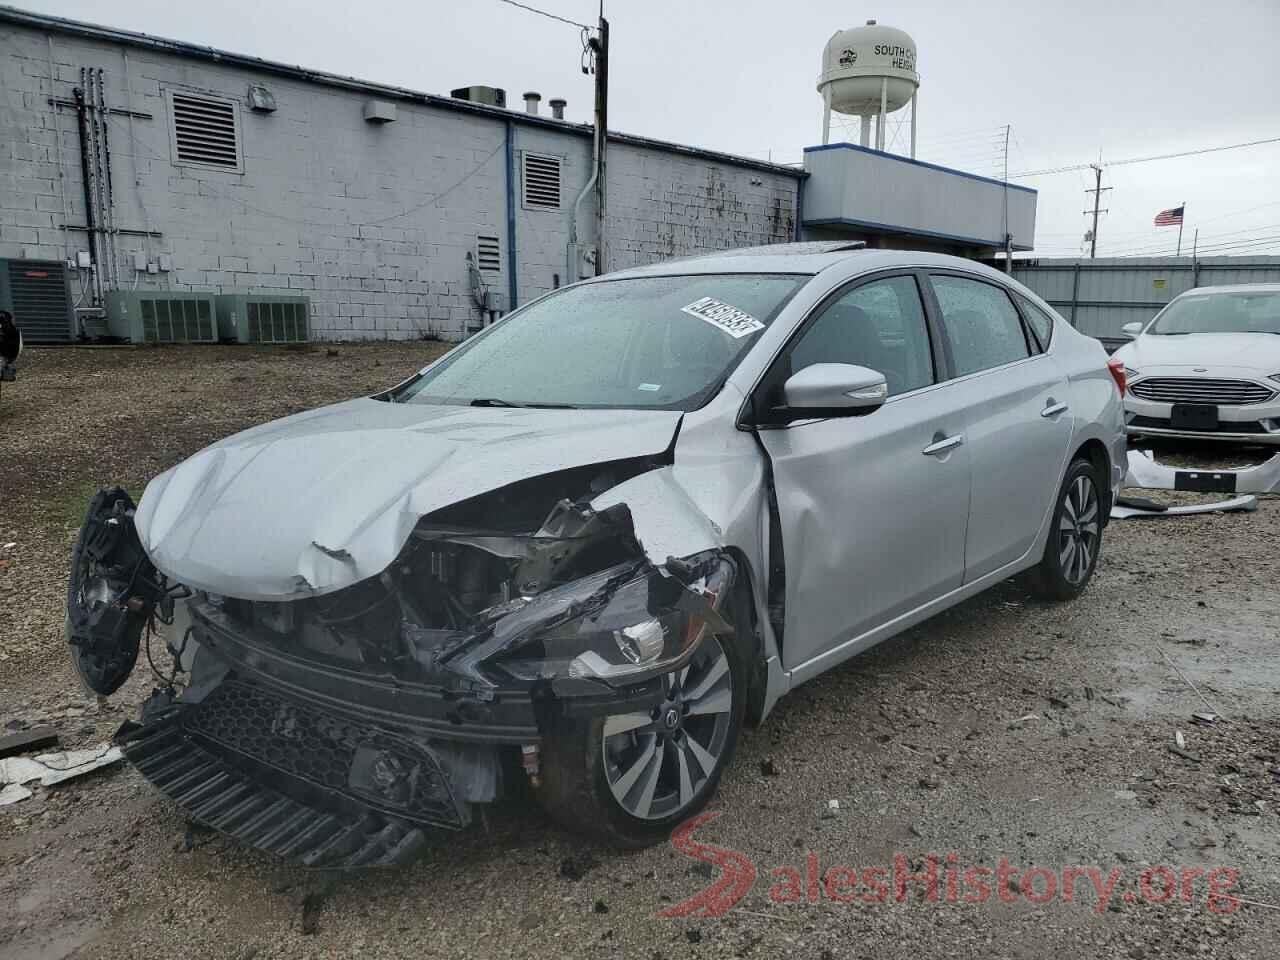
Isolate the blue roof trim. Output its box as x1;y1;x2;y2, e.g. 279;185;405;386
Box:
803;216;1034;252
803;142;1038;196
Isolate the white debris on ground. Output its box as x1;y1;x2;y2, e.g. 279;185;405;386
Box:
0;743;123;795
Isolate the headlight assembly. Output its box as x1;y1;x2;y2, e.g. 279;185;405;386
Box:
486;555;733;685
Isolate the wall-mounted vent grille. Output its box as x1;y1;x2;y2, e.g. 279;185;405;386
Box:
1;259;72;343
169;91;242;171
521;153;562;210
477;236;501;273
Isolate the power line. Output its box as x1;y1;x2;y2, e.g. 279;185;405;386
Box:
1010;135;1280;179
494;0;591;29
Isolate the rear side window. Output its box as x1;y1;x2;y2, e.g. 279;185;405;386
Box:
789;275;935;396
930;275;1031;377
1014;293;1056;351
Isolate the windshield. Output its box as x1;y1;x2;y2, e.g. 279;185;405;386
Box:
391;273;805;410
1148;291;1280;335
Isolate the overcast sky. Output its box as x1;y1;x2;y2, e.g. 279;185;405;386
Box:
23;0;1280;256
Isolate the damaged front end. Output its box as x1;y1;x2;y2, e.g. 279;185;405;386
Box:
70;465;736;867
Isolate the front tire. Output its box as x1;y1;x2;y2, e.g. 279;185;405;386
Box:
1025;456;1104;601
537;630;746;848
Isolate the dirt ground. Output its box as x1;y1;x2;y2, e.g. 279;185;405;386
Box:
2;344;1279;959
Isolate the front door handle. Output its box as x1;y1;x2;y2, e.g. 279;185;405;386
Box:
1041;401;1069;418
922;434;964;457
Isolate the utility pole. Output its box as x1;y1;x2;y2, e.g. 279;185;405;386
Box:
592;13;609;276
1084;164;1111;258
1001;125;1011;273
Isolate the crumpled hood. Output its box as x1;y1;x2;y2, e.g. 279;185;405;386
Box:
135;398;683;600
1120;333;1280;374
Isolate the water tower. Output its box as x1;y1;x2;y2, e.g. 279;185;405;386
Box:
817;20;919;156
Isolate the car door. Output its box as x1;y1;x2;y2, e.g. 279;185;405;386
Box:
923;272;1072;581
753;272;972;672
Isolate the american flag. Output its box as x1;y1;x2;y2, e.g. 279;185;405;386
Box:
1154;205;1185;226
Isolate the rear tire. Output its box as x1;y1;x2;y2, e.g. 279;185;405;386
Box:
1025;457;1104;602
537;629;746;848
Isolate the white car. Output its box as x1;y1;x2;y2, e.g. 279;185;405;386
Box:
1113;284;1280;444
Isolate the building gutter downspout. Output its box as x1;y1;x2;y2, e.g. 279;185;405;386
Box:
505;119;518;312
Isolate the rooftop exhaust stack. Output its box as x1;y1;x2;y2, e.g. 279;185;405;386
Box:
549;98;566;120
523;91;541;115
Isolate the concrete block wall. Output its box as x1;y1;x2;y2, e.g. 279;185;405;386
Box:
0;19;800;341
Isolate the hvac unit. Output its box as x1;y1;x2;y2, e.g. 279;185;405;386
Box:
0;258;74;343
450;85;506;108
215;294;310;343
104;291;218;343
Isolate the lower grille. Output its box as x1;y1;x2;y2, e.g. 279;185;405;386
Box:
1130;377;1274;405
183;679;466;828
1128;415;1267;434
122;717;431;867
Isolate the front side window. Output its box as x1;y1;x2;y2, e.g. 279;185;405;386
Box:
392;274;804;410
1149;291;1280;335
789;275;936;396
930;275;1031;377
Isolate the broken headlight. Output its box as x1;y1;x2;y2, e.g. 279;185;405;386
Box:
487;556;733;684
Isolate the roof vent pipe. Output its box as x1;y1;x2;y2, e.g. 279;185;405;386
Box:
523;91;541;115
549;97;566;120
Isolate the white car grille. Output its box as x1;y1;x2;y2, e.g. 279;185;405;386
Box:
1129;377;1275;406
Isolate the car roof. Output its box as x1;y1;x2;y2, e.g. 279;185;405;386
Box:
1175;283;1280;297
595;243;1016;281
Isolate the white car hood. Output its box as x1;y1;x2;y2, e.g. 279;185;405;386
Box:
135;398;683;600
1121;332;1280;373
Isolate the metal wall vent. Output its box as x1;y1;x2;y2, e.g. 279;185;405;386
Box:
476;236;501;273
169;91;243;171
521;152;562;210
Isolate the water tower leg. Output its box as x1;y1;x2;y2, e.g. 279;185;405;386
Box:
877;78;888;149
910;93;917;159
860;116;871;147
821;87;832;145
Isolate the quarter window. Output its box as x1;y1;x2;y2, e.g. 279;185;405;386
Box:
1014;293;1056;352
789;276;935;396
930;276;1031;377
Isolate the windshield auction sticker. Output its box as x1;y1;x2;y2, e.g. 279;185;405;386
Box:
681;297;765;339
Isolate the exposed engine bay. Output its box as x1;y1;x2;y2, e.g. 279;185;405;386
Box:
67;459;738;867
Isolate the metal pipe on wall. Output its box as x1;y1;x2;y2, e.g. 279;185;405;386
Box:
96;68;121;291
87;69;111;291
504;120;518;312
72;75;102;305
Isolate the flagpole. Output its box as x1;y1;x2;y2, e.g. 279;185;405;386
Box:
1176;200;1186;256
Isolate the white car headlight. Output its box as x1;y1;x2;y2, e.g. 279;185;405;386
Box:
1270;373;1280;384
1124;367;1140;380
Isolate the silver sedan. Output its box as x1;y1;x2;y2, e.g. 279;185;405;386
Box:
67;243;1126;860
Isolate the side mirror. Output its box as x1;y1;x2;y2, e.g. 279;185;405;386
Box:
779;363;888;418
1121;322;1144;338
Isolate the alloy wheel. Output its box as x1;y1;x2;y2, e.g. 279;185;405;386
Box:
601;634;733;820
1058;474;1099;585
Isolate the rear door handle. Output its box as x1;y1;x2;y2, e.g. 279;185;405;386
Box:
1041;401;1069;418
922;434;964;457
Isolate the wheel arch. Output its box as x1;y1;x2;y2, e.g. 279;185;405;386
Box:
1072;437;1113;520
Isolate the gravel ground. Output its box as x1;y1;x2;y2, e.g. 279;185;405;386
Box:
2;345;1279;959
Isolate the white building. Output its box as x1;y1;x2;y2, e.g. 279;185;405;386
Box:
0;7;1035;344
